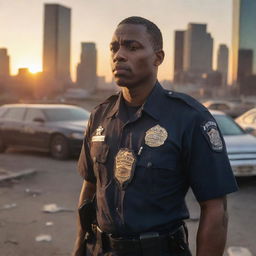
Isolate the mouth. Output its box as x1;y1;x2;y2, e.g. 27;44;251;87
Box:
113;66;130;75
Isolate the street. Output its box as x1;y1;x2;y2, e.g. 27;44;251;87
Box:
0;149;256;256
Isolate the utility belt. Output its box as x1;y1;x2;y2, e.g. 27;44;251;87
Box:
93;223;192;255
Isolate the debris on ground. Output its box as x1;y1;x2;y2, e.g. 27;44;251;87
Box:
42;203;73;213
0;203;17;210
25;188;42;197
45;221;54;226
0;168;9;175
187;216;200;222
35;234;52;242
4;239;19;245
0;168;37;182
227;247;252;256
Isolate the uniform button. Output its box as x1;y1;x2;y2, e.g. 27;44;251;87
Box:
147;162;152;168
168;91;173;95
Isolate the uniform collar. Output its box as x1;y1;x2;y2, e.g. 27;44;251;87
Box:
106;91;123;119
142;81;164;121
106;81;164;121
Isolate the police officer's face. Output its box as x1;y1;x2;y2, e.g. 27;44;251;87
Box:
110;24;161;87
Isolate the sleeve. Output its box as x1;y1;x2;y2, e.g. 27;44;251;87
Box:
184;110;238;202
77;115;96;183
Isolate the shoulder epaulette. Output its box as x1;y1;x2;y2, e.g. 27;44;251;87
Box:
93;92;120;111
164;90;208;112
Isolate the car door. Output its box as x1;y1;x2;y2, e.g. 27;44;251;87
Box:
22;108;50;150
1;107;26;146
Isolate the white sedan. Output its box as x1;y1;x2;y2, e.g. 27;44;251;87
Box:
235;107;256;136
212;110;256;176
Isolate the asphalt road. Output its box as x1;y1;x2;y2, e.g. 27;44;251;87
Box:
0;149;255;256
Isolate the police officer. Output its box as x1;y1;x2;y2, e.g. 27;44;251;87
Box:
73;16;238;256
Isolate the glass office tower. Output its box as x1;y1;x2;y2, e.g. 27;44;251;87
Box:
43;4;71;85
232;0;256;94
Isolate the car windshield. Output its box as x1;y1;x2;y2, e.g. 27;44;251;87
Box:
213;114;244;136
44;107;90;122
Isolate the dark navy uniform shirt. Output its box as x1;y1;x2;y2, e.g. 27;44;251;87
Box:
78;82;238;236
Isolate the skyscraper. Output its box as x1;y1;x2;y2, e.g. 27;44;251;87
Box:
43;4;71;87
232;0;256;94
0;48;10;78
173;31;185;83
217;44;229;86
183;23;213;75
76;42;97;93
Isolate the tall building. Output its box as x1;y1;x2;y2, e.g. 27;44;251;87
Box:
76;42;97;93
43;4;71;87
0;48;10;78
173;31;185;83
217;44;229;86
232;0;256;94
183;23;213;75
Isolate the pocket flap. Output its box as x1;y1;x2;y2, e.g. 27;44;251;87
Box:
90;143;109;163
137;147;177;170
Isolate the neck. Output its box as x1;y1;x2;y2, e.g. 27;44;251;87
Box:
121;78;157;107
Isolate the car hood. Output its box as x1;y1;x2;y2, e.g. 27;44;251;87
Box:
224;134;256;153
49;120;88;132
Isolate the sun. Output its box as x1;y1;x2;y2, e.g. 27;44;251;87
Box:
28;64;42;74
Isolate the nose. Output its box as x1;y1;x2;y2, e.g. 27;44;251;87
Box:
113;47;127;62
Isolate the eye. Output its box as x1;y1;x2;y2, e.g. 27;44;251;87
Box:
129;46;137;51
127;44;139;51
110;44;119;53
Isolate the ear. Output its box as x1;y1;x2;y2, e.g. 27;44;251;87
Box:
154;50;165;66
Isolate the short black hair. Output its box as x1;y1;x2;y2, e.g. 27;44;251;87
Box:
118;16;163;51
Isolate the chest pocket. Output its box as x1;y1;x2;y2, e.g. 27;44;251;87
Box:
138;145;177;169
90;142;110;186
136;145;180;193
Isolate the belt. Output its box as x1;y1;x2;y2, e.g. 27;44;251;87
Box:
95;224;189;255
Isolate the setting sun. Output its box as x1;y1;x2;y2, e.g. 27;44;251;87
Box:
28;64;42;74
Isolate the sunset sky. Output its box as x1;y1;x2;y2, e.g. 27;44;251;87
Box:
0;0;232;82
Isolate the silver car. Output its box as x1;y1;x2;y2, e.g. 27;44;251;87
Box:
212;110;256;176
235;107;256;136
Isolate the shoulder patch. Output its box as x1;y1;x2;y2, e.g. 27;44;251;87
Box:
165;90;208;112
201;121;223;152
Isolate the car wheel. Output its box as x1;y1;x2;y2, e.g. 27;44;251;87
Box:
0;135;7;153
50;134;70;160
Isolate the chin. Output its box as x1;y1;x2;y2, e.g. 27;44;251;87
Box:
114;77;132;88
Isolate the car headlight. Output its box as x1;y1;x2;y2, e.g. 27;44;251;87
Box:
70;132;84;140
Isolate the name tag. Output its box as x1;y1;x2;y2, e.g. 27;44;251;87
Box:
92;125;105;142
92;135;105;142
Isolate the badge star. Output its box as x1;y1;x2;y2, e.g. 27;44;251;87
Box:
96;126;104;136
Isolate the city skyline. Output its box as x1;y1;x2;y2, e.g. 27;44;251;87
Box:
77;42;97;92
43;4;71;85
232;0;256;94
0;0;232;82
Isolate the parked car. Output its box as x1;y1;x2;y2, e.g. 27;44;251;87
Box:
212;110;256;176
0;104;90;159
203;100;254;118
235;108;256;136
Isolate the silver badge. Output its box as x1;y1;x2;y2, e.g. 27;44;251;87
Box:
114;148;136;188
145;125;168;147
202;121;223;151
92;126;105;142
